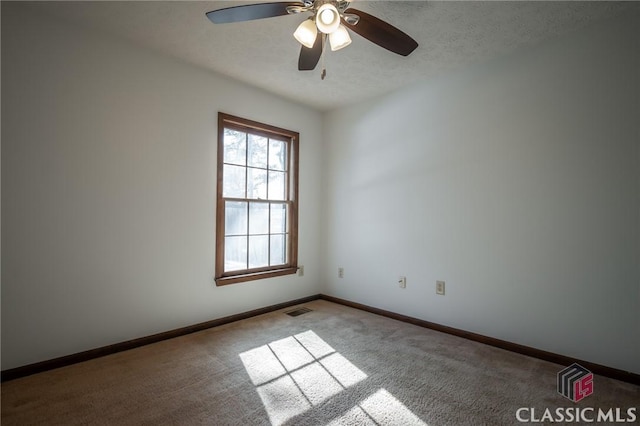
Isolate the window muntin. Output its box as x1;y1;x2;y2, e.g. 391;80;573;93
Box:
216;113;299;285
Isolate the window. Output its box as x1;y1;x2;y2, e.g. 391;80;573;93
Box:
215;113;299;285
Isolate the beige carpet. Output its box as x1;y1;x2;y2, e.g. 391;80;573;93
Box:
2;300;638;425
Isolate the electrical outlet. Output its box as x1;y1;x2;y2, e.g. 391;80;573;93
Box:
338;267;344;278
398;276;406;288
298;265;304;277
436;280;445;295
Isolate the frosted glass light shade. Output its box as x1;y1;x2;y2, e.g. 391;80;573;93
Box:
316;4;340;34
294;19;318;48
329;25;351;51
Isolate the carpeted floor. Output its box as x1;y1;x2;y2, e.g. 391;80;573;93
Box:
1;299;638;425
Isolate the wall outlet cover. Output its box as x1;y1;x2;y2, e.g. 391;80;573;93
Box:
399;276;407;288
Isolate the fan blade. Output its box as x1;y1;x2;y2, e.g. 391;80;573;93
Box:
342;8;418;56
298;33;322;71
206;2;303;24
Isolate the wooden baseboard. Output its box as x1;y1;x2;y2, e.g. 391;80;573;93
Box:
319;294;640;386
1;294;321;382
4;293;638;386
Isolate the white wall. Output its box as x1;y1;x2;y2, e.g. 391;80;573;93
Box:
322;12;640;374
3;3;639;376
1;4;323;370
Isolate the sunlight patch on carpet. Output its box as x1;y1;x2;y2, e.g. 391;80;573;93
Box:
254;375;312;425
294;330;334;358
239;330;427;426
239;330;367;425
359;388;428;425
319;353;367;388
326;389;428;426
327;389;429;426
268;336;316;371
326;406;378;426
238;344;287;385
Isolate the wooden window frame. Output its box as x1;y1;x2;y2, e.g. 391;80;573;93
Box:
215;113;299;286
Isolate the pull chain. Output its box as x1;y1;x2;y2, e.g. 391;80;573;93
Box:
321;34;327;80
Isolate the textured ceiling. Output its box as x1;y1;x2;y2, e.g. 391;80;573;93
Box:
20;1;636;111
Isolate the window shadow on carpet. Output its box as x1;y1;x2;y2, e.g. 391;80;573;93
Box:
239;330;428;425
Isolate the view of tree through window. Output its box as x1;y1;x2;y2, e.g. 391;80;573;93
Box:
216;114;299;285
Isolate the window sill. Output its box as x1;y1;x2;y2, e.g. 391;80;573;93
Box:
215;267;298;286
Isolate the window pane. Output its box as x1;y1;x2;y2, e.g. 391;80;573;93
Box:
249;202;269;235
270;203;287;234
270;234;286;266
269;139;287;171
224;129;246;166
225;202;247;236
249;235;269;268
268;171;286;201
223;165;246;198
225;236;247;272
248;168;267;199
248;134;268;168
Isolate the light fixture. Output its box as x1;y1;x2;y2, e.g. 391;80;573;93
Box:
293;18;317;49
315;3;340;34
329;24;351;51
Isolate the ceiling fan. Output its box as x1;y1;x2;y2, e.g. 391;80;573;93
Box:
206;1;418;78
